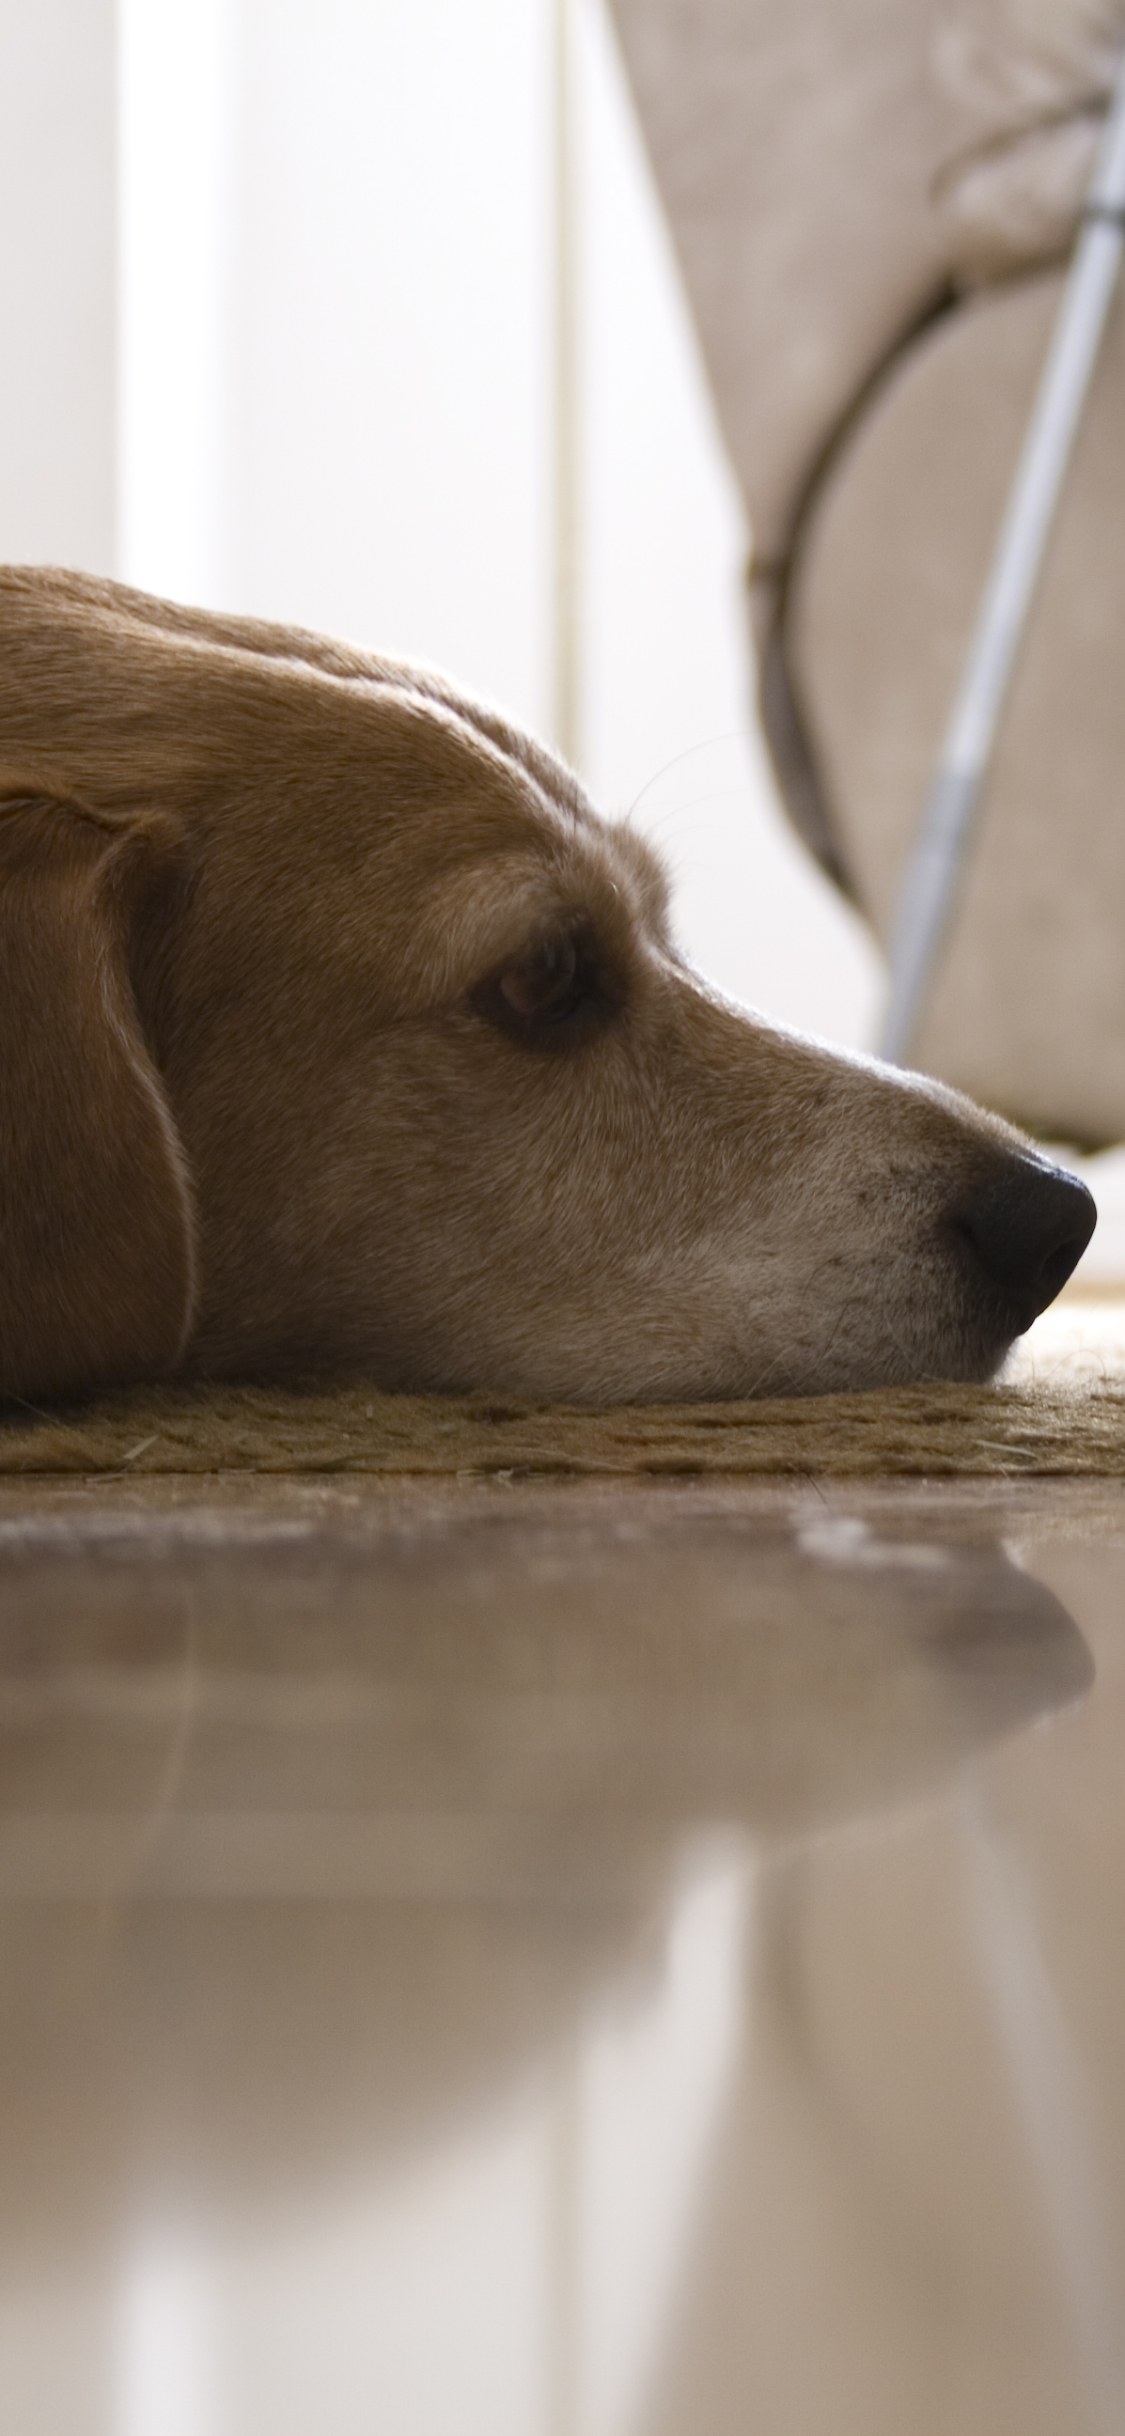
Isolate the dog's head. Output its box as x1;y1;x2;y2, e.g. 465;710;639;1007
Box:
0;566;1095;1404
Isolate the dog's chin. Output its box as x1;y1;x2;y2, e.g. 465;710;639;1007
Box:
631;1294;1039;1405
745;1308;1038;1403
347;1315;1021;1408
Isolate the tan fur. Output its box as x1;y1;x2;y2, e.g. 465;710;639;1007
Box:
0;565;1088;1406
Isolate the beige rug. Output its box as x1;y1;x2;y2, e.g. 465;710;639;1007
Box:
2;1300;1124;1479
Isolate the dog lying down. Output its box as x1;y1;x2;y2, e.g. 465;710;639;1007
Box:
0;565;1095;1408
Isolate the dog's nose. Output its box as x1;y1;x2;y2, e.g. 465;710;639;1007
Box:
951;1156;1096;1326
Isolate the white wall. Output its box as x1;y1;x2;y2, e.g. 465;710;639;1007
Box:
0;0;117;574
119;0;555;731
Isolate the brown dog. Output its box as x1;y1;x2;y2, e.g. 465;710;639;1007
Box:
0;565;1094;1406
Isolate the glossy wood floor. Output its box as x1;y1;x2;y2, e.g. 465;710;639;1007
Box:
1;1473;1123;2436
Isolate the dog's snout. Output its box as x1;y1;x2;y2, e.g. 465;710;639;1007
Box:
950;1156;1096;1327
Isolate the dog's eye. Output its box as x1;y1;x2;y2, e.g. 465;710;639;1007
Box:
499;937;580;1020
471;927;614;1048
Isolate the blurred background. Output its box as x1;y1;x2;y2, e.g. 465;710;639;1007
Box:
0;0;882;1048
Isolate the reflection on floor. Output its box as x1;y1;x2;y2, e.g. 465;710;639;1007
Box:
0;1472;1123;2436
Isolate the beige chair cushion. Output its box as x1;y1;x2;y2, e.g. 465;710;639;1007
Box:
790;274;1125;1143
608;0;1125;1136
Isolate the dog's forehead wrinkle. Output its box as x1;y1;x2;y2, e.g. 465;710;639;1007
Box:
411;817;659;960
0;594;575;836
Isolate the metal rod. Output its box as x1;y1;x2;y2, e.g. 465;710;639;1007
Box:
880;48;1125;1066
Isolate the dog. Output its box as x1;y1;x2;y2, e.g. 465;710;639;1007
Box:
0;565;1095;1407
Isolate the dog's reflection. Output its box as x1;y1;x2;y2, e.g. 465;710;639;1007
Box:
0;1499;1092;2267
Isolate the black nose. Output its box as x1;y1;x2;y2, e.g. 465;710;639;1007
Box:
951;1156;1096;1327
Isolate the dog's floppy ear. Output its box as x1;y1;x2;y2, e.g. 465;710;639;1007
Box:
0;791;198;1402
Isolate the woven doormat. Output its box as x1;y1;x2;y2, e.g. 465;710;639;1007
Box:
2;1303;1123;1479
0;1373;1123;1478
